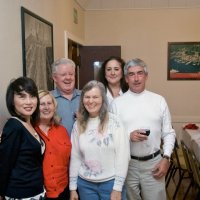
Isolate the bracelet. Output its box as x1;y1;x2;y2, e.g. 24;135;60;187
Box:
163;155;171;162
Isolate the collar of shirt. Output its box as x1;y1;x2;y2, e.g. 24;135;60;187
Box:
52;88;81;99
107;88;123;99
35;123;54;140
127;89;147;96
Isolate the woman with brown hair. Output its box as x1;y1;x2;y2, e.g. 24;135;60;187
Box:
98;56;128;106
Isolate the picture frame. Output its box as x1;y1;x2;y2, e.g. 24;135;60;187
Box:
167;42;200;80
21;7;54;90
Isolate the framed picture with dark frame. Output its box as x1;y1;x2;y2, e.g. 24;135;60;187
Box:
167;42;200;80
21;7;54;90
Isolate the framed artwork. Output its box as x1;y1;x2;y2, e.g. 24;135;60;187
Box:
168;42;200;80
21;7;54;90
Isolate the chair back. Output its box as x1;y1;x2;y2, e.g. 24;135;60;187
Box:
187;147;200;187
180;140;192;173
172;139;186;170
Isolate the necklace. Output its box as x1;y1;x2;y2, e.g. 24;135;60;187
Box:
39;124;50;135
11;117;40;141
34;132;38;137
32;132;40;142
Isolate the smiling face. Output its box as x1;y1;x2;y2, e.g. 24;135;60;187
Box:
83;87;103;118
39;94;56;123
125;66;148;93
14;91;37;121
52;64;75;95
105;59;123;86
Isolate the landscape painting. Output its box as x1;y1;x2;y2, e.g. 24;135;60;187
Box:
168;42;200;80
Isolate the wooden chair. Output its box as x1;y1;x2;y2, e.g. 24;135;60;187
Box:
166;139;192;199
187;147;200;199
180;140;194;200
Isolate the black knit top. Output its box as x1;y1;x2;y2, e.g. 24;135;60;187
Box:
0;118;44;198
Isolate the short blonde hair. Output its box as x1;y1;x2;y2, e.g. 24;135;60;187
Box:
38;90;61;126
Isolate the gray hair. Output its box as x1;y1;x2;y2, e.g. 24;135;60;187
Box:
51;58;76;74
77;80;109;133
124;58;148;76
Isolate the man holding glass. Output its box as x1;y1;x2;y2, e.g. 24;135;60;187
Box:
111;58;176;200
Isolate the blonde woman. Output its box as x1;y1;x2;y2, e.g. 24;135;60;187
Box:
35;90;71;200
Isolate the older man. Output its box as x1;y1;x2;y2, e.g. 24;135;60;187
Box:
111;58;176;200
52;58;81;135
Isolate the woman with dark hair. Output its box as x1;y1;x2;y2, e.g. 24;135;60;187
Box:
35;90;71;200
69;80;130;200
98;56;128;106
0;77;45;200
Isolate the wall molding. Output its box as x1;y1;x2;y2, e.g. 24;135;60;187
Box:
172;115;200;123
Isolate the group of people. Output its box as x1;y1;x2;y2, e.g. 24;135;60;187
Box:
0;56;176;200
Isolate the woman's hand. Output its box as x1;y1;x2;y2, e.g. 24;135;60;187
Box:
70;190;79;200
110;190;121;200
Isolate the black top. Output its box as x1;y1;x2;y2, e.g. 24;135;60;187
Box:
0;118;44;198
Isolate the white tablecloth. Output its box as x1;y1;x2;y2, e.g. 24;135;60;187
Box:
182;127;200;162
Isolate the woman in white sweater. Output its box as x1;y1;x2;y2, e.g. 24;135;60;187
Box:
69;80;130;200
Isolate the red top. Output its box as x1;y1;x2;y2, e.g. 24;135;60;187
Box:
35;124;71;198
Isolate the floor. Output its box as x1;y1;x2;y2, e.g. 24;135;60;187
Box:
166;171;198;200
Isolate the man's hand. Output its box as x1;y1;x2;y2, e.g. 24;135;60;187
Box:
111;190;121;200
130;130;148;142
70;190;79;200
152;158;170;179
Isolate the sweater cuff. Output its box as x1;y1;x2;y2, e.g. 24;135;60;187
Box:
113;184;123;192
69;185;77;191
69;177;77;191
113;176;125;192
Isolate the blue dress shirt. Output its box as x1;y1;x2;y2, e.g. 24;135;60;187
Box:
52;88;81;136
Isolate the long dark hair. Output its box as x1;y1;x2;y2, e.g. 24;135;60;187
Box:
6;77;40;126
98;56;128;93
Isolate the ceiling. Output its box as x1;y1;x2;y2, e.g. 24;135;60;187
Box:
75;0;200;10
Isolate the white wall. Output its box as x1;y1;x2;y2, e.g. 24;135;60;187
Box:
0;0;85;126
1;2;200;139
84;8;200;139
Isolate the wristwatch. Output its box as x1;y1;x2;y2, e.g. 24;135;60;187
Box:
163;155;171;162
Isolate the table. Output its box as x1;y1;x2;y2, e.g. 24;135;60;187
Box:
182;126;200;162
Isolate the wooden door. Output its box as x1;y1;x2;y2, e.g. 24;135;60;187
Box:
68;39;80;89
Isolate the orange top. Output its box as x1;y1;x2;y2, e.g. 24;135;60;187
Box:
35;124;71;198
